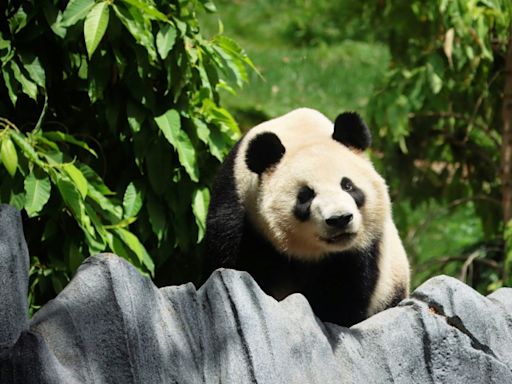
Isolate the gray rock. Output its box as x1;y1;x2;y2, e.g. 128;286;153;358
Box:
0;204;511;383
0;205;29;352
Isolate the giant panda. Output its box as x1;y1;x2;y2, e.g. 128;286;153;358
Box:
204;108;410;327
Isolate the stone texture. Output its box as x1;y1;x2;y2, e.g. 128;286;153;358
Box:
0;205;29;352
0;204;511;383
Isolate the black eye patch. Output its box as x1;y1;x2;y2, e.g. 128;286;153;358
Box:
294;186;315;221
341;177;365;208
341;178;353;191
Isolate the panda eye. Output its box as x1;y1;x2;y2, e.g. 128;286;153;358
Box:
341;177;353;192
297;186;315;204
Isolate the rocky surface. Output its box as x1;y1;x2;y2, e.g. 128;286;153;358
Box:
0;203;511;383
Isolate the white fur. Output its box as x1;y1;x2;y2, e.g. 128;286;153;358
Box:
257;143;381;258
234;108;410;306
368;219;410;315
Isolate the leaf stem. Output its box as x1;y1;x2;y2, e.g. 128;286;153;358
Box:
0;117;20;132
33;93;48;135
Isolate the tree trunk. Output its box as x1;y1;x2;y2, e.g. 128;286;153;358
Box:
502;27;512;281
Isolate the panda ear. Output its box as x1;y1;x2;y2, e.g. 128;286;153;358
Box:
333;112;372;151
246;132;286;175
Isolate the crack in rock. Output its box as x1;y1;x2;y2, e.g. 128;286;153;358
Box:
411;292;499;360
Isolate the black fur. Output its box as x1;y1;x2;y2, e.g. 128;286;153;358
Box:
204;141;245;269
293;186;315;221
236;219;381;326
386;284;407;308
333;112;371;151
246;132;286;174
341;177;366;208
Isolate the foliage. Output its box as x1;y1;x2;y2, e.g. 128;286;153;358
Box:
206;0;376;49
1;0;253;312
280;1;378;47
365;0;512;291
201;0;389;127
219;42;388;126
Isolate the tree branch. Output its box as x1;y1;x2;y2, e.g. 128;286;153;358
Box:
416;253;501;275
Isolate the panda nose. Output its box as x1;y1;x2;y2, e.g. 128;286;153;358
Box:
325;214;353;229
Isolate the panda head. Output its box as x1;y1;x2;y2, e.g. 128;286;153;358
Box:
243;111;390;261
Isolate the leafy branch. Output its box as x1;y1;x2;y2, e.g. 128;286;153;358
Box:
0;0;253;309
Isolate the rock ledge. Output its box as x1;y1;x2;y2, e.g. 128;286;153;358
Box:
1;204;511;383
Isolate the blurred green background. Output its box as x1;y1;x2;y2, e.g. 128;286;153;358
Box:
1;0;511;312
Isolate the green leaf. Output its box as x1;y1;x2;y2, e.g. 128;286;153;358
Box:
6;185;25;211
62;163;88;198
1;136;18;177
56;177;90;231
154;109;199;182
42;219;58;241
84;203;109;243
108;231;134;262
42;150;65;168
192;187;210;242
78;163;114;195
57;177;103;255
20;54;46;88
192;117;209;145
24;171;51;217
386;95;410;142
56;177;82;214
68;241;84;272
147;197;166;243
84;230;107;256
10;60;38;100
104;216;136;229
145;143;168;194
113;228;154;274
9;7;28;34
61;0;95;27
10;131;45;168
123;182;143;218
84;2;110;58
126;101;145;133
120;0;169;22
33;94;49;134
87;185;123;221
43;1;67;37
208;129;229;161
0;33;10;51
200;0;217;13
426;63;443;94
2;66;18;106
156;24;177;59
51;274;66;294
202;100;240;138
44;131;97;157
0;43;14;66
87;53;110;102
212;35;259;86
113;3;157;62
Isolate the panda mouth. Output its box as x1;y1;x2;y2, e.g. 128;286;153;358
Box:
320;232;356;244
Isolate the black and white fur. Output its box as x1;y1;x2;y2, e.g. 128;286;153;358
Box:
204;108;409;326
